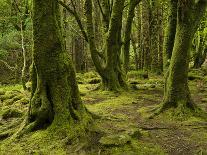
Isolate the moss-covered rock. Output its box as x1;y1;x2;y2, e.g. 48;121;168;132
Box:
76;73;85;84
84;71;99;79
1;108;23;119
18;97;29;105
13;94;25;101
0;91;19;101
87;78;101;84
99;134;131;146
3;98;15;105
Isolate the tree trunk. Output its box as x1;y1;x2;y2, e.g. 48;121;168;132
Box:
162;0;177;72
150;0;159;74
24;0;90;133
160;0;207;114
140;0;150;72
74;37;85;72
85;0;127;91
20;20;27;90
102;0;127;90
123;0;140;72
158;4;164;73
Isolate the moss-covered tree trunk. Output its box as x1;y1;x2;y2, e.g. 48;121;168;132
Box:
85;0;127;91
162;0;177;72
25;0;90;132
123;0;140;72
140;0;150;72
160;0;207;113
157;4;164;72
150;0;159;74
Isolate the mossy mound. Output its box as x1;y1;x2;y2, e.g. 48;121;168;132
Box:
99;134;131;146
127;70;148;80
1;108;22;119
76;71;101;84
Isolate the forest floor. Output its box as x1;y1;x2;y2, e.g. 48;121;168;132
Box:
0;69;207;155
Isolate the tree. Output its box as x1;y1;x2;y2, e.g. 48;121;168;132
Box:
157;0;207;115
162;0;178;72
192;19;207;69
20;0;91;134
123;0;140;72
85;0;128;91
59;0;140;91
140;0;151;72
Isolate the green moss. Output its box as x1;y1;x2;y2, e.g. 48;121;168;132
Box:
76;73;84;84
0;85;22;92
188;72;203;81
86;92;136;116
87;78;101;84
105;140;165;155
201;98;207;103
1;108;22;119
0;90;6;95
3;98;15;105
17;97;29;105
12;94;25;101
99;133;131;146
127;70;148;79
84;71;99;79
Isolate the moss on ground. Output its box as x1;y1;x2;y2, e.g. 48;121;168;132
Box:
0;72;207;154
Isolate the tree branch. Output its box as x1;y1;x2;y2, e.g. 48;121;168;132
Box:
57;0;88;42
96;0;105;20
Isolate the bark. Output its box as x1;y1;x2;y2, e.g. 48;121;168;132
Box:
20;20;27;90
162;0;178;72
136;6;142;70
24;0;90;132
85;0;127;91
140;0;150;71
160;0;207;113
123;0;140;72
158;4;164;73
74;37;85;72
131;34;139;70
150;0;159;73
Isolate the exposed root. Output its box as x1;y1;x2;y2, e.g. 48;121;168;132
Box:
149;100;207;121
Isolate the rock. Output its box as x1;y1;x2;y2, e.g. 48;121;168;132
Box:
99;134;131;146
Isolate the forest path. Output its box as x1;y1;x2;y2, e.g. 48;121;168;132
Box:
84;78;207;155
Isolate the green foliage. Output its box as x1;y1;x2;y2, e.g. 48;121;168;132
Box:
0;31;21;51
